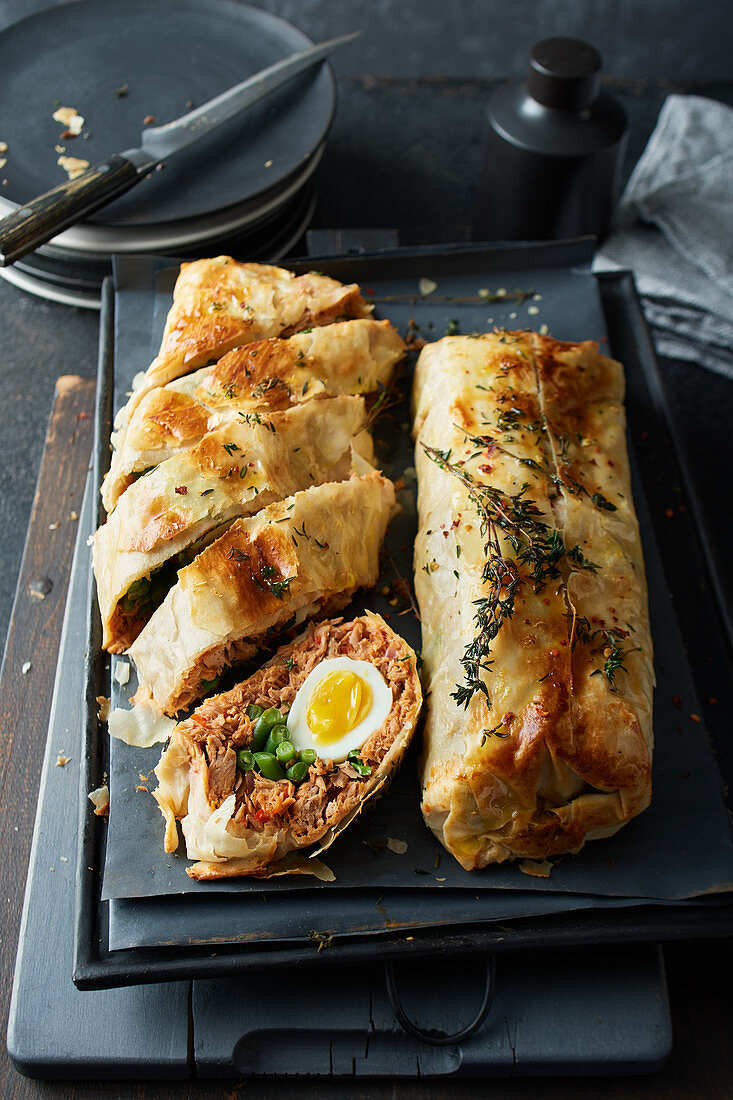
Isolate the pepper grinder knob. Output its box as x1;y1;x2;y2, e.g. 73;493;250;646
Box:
527;37;601;110
473;37;627;243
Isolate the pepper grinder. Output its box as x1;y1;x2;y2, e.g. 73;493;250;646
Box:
473;37;628;242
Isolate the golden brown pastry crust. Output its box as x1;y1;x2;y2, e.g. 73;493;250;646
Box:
102;317;404;511
129;472;397;714
94;396;374;652
412;332;654;870
126;258;371;407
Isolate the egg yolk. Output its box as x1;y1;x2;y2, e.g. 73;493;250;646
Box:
305;671;372;743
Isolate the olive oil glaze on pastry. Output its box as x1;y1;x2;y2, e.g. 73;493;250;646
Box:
413;331;654;870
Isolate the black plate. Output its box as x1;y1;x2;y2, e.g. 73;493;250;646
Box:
0;0;334;226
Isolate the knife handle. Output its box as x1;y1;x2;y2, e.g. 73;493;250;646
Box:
0;155;141;266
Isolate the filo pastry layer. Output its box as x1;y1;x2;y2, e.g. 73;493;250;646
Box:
103;318;405;511
94;395;374;652
153;614;422;879
115;257;371;437
130;471;397;715
412;331;654;870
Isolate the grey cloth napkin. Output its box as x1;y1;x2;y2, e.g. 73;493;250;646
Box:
595;94;733;376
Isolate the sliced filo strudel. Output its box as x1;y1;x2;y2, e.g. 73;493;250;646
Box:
103;317;405;511
152;614;422;879
130;471;397;715
113;258;372;442
94;395;374;652
412;331;654;870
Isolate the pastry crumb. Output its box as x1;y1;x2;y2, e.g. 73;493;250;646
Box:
519;858;553;878
58;155;90;180
114;662;130;686
53;107;84;134
386;837;408;854
56;753;71;767
88;785;110;816
21;660;31;675
96;695;110;721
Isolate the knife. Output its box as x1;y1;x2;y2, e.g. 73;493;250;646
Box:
0;30;360;266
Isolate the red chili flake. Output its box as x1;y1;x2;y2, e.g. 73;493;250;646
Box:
77;410;89;420
640;430;649;440
543;598;551;606
479;464;494;474
681;772;690;780
709;697;718;705
549;648;559;657
690;713;701;723
603;858;616;867
365;287;375;295
254;809;269;822
664;508;674;518
672;696;682;709
174;485;188;494
443;530;450;538
143;114;156;125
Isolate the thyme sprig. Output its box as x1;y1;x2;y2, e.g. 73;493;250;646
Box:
572;614;640;692
227;548;294;600
423;444;565;708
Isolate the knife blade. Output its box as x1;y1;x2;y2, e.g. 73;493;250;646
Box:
0;30;360;266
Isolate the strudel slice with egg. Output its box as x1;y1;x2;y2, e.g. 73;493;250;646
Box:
153;614;421;879
130;471;397;715
412;331;654;870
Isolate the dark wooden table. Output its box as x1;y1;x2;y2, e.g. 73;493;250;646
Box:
1;75;733;1097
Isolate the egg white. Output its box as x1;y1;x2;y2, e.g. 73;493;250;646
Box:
286;656;392;763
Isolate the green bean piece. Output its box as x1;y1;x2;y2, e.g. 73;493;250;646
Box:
251;708;282;751
236;749;255;772
298;748;317;765
253;752;285;781
275;741;296;765
199;675;220;693
264;724;290;754
285;761;308;783
246;703;264;722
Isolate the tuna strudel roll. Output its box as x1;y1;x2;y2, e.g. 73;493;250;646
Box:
152;614;422;879
412;331;654;870
130;471;397;715
94;395;374;652
103;318;405;511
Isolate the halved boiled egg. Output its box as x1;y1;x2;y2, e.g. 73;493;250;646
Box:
286;656;393;763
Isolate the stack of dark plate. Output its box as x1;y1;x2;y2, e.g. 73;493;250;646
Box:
0;0;335;307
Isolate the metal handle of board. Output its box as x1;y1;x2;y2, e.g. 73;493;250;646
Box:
384;955;496;1046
